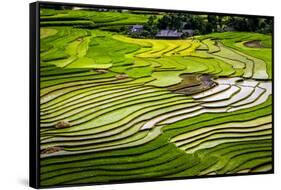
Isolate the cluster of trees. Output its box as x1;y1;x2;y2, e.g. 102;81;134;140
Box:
225;16;273;33
125;15;158;38
125;13;272;38
157;14;213;34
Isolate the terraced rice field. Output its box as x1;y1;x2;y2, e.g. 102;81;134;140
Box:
39;8;273;187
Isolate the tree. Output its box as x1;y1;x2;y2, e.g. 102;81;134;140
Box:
147;15;157;26
247;17;260;32
226;17;249;31
264;18;273;33
207;15;218;32
157;15;170;29
217;16;224;31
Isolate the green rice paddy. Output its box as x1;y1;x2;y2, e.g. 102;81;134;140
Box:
39;7;273;187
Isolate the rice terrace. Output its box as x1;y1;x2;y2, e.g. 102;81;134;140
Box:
39;3;273;187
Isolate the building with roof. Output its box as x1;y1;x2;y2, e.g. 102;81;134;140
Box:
155;29;183;39
130;25;144;33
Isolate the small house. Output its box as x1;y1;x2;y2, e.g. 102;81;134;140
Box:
155;30;183;39
131;25;144;33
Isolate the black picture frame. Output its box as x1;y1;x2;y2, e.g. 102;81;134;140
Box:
30;1;274;189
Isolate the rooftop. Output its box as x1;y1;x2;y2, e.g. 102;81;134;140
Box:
156;30;183;38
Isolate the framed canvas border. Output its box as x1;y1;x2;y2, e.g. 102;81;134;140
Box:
29;1;274;188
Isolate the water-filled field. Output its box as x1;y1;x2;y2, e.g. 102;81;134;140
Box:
39;7;273;187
